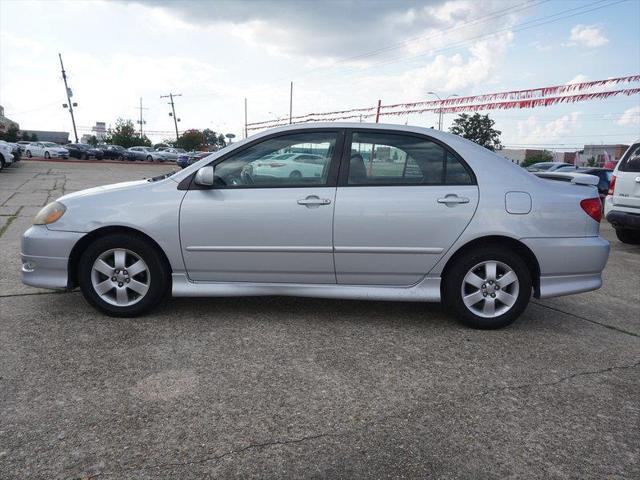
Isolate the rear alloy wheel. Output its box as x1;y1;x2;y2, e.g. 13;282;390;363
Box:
44;151;50;159
289;170;302;179
146;155;153;162
615;228;640;245
444;246;532;329
78;233;169;316
26;150;32;158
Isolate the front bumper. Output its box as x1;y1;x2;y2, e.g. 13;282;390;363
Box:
21;225;85;289
606;210;640;230
521;236;610;299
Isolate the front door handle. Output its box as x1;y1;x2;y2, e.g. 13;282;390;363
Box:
297;195;331;207
437;194;470;205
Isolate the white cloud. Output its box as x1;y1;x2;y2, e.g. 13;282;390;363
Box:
566;74;588;85
617;106;640;127
517;112;581;143
568;25;609;48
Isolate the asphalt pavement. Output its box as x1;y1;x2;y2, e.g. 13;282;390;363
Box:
1;160;638;479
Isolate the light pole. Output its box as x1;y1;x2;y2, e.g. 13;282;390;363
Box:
427;92;459;130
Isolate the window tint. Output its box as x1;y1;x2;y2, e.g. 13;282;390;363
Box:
619;144;640;172
214;132;337;188
347;132;473;185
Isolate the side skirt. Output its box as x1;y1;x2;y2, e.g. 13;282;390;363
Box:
171;273;441;302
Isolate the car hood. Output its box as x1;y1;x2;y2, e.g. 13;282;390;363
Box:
58;179;151;203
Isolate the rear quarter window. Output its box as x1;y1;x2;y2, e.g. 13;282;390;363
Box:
619;144;640;172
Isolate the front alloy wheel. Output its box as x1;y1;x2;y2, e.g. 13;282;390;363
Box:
91;248;150;307
79;233;169;316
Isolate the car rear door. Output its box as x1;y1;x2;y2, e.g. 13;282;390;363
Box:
613;143;640;208
180;129;343;283
332;129;478;286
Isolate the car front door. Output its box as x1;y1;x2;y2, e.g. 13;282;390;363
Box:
180;130;343;283
333;130;479;286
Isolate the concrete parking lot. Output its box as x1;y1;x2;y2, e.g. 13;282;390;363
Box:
1;159;638;479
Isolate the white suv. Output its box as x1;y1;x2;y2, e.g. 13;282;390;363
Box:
605;141;640;244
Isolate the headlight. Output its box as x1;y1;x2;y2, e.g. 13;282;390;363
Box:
33;201;66;225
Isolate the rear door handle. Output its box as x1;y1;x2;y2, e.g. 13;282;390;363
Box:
297;195;331;207
437;194;470;205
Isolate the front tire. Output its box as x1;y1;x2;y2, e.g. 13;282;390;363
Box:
26;150;32;158
146;155;153;162
44;151;50;159
615;228;640;245
78;233;169;317
444;246;532;329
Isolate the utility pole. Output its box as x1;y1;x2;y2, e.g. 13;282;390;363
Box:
375;99;382;123
160;93;182;141
244;97;248;139
58;53;79;143
289;81;293;124
137;97;148;138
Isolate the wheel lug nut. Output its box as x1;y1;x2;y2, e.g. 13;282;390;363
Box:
483;292;487;297
111;276;117;281
123;270;127;275
125;278;130;283
118;282;123;287
491;293;496;298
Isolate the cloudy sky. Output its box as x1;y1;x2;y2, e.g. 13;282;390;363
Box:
1;0;639;148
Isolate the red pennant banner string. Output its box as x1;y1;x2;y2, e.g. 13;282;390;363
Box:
246;76;640;131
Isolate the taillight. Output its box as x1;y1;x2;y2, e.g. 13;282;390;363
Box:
580;197;602;223
607;175;616;196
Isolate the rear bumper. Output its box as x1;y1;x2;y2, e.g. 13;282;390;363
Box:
21;225;85;290
521;236;610;299
606;210;640;230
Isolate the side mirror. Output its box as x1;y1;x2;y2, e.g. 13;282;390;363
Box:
194;166;214;186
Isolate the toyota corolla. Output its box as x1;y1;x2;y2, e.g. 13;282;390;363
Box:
21;123;609;329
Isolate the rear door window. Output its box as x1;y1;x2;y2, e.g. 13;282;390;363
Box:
619;144;640;172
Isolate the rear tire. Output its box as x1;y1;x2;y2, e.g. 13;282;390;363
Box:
26;150;32;158
615;228;640;245
44;151;50;159
444;246;532;329
289;170;302;179
146;155;153;162
0;154;5;171
78;233;169;317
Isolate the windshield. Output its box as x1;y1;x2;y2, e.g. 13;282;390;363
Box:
42;142;58;147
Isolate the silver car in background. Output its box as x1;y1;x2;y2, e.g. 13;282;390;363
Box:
126;146;169;162
21;123;609;329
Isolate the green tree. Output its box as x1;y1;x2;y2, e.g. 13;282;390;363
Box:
587;156;597;167
176;129;205;151
203;129;226;150
104;118;151;148
449;113;502;151
86;135;98;146
30;133;38;141
521;151;554;168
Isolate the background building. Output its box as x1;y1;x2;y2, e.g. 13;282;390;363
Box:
0;105;19;133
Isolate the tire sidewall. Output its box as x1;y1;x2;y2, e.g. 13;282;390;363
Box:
444;246;532;329
78;233;169;317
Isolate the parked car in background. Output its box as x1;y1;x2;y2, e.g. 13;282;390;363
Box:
126;146;170;162
22;123;609;329
158;147;187;161
249;152;326;179
176;151;211;168
0;141;15;170
605;141;640;244
65;143;104;160
0;140;21;162
25;142;69;159
17;141;31;153
526;162;576;172
99;145;127;160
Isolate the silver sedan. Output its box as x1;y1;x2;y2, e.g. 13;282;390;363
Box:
21;123;609;329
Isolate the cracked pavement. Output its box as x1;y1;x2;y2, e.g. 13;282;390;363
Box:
1;160;639;479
